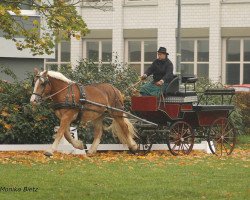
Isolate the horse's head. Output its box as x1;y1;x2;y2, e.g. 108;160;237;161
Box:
30;68;51;105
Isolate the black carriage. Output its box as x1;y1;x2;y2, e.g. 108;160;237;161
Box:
130;76;237;156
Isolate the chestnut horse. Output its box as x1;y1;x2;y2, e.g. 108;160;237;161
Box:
30;69;138;156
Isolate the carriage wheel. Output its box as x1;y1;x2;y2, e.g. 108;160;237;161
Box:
168;121;195;156
129;129;153;155
208;117;236;156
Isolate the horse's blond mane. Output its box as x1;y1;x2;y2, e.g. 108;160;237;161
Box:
45;71;73;83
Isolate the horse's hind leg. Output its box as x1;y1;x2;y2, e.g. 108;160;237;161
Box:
88;117;104;154
64;128;86;150
113;117;138;152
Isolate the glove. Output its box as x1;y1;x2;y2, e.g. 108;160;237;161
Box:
155;80;164;86
141;74;147;80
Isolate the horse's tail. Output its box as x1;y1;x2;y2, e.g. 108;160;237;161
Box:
107;115;137;150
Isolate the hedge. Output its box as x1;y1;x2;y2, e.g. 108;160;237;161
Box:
0;64;249;145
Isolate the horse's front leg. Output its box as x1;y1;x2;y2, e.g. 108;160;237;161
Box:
44;118;70;157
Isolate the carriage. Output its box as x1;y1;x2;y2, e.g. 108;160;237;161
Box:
130;76;237;156
31;70;237;157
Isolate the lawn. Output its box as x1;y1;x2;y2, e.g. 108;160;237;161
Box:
0;136;249;200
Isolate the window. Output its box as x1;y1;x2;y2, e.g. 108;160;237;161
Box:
83;0;111;2
224;38;250;84
181;39;209;78
125;40;157;75
45;41;71;70
84;40;112;65
124;0;158;5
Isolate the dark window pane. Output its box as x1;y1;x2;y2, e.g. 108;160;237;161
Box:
128;41;141;62
181;41;194;62
198;40;209;62
11;16;40;38
243;64;250;84
19;0;32;10
144;41;157;62
197;64;209;78
226;64;240;84
46;64;58;71
226;40;240;61
61;41;71;62
129;64;141;75
47;44;58;62
181;64;194;76
102;41;112;62
87;42;99;62
244;40;250;61
144;64;151;74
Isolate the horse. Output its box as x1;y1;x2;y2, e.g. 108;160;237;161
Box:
30;69;138;156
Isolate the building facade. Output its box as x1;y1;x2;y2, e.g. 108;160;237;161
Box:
1;0;250;85
67;0;250;85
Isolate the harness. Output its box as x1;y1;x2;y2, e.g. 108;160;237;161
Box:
32;75;126;124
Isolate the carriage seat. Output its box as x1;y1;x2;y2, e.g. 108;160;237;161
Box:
165;76;197;97
164;76;197;103
193;105;234;111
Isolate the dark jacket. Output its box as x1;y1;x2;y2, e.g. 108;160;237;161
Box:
145;58;174;83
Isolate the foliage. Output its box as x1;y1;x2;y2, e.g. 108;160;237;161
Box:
0;146;249;200
234;92;250;135
0;0;89;55
0;66;58;144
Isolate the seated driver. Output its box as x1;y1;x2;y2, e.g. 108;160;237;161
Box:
140;47;174;97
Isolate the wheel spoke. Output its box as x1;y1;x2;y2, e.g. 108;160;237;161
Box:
223;139;234;148
172;143;177;151
181;128;189;137
223;128;234;137
183;142;190;150
220;141;223;156
222;143;229;155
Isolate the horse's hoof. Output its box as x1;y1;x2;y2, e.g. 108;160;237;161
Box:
76;140;85;150
44;152;53;157
83;144;87;149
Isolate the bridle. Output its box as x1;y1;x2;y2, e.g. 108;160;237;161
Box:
32;75;51;101
32;75;75;102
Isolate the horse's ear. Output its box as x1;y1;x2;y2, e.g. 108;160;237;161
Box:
34;67;39;75
42;70;48;77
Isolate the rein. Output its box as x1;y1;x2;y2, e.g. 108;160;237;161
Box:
42;82;75;101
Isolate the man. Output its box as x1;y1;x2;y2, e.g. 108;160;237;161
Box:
140;47;174;97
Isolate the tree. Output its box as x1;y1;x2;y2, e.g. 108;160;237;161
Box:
0;0;89;55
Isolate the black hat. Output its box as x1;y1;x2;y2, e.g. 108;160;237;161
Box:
157;47;169;55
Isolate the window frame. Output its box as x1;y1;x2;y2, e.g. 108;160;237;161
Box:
125;39;157;75
83;39;112;65
180;38;209;78
44;41;71;70
124;0;158;6
222;37;250;84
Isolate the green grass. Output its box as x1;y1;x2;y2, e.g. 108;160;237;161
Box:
0;135;249;200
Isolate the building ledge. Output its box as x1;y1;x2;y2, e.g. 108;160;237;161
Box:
123;0;158;7
221;0;250;4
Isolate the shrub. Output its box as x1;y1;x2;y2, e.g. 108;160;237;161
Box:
0;67;58;144
234;92;250;135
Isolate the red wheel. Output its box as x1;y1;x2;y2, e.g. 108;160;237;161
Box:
208;117;236;156
168;121;194;156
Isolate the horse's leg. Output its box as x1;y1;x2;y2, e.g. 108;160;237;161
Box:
112;117;138;152
88;117;104;154
44;115;72;157
64;128;86;150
